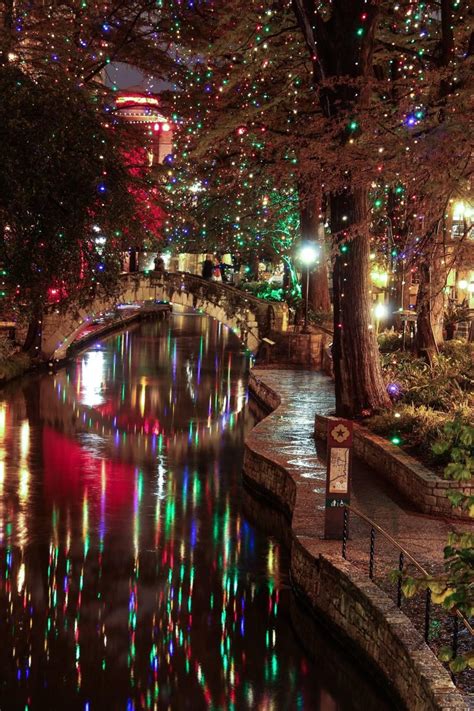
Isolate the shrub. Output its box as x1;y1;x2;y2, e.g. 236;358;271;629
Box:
381;345;474;412
367;404;448;454
0;350;31;382
240;281;283;301
378;329;403;353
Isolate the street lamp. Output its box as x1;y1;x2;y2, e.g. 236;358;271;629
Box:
374;301;388;334
299;243;319;334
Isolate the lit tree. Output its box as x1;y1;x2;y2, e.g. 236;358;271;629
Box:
163;0;472;415
0;65;136;352
0;0;176;87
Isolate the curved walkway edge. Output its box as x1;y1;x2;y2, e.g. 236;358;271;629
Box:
243;368;468;711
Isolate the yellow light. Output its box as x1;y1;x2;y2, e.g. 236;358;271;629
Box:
17;562;25;592
374;303;388;320
19;467;29;502
453;200;473;221
370;269;389;288
116;95;159;107
20;421;29;459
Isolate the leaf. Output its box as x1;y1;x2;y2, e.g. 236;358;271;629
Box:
438;646;453;662
431;587;453;604
449;656;468;673
401;577;420;598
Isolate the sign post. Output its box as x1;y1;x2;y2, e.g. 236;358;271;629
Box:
324;419;353;539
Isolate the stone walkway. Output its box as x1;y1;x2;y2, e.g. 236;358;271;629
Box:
249;368;468;570
246;367;473;704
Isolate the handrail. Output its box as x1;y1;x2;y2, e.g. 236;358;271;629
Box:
127;270;277;308
345;504;474;638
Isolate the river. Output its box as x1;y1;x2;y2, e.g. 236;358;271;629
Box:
0;312;395;710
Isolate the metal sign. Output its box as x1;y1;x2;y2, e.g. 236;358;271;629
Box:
324;419;353;539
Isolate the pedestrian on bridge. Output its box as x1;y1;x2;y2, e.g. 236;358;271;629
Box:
202;255;214;280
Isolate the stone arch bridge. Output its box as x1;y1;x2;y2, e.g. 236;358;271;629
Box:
41;272;288;360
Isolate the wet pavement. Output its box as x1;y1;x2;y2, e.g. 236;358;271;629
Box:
247;369;473;693
248;368;467;565
0;314;395;710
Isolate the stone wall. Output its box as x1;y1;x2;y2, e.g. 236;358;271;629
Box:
315;415;472;521
259;331;332;371
244;372;468;710
291;541;465;711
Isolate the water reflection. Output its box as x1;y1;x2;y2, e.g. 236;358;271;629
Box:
0;314;393;710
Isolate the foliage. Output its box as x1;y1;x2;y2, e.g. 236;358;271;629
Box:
0;350;31;382
399;418;474;673
366;404;449;455
0;65;135;324
444;300;471;332
432;418;474;514
240;282;284;302
381;346;474;412
386;416;474;674
1;0;176;89
377;329;403;353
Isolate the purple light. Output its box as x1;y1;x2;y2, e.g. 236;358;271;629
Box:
387;382;402;399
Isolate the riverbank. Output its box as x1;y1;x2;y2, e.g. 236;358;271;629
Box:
243;368;471;710
0;306;170;388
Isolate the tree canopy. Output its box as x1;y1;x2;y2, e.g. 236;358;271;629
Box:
0;65;135;332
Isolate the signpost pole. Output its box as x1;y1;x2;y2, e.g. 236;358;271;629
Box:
324;419;353;539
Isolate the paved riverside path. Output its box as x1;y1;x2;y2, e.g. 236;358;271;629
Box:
248;368;470;574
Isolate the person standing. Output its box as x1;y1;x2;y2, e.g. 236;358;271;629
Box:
202;255;214;280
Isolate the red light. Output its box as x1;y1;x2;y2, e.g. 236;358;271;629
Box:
153;123;160;132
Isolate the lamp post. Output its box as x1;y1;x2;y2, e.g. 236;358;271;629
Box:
374;301;388;335
299;243;319;334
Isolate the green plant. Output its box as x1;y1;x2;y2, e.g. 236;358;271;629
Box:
367;404;448;453
240;281;284;301
400;418;474;674
381;345;474;412
378;329;403;353
432;418;474;514
0;351;31;382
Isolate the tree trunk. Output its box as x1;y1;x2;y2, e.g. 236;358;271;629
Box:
331;189;391;416
299;195;331;314
22;304;43;355
301;262;331;316
416;260;445;360
293;0;389;415
248;251;260;280
129;249;138;272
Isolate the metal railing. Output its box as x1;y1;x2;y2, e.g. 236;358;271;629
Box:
342;505;473;679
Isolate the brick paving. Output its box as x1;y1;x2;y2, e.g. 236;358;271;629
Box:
249;368;469;566
247;368;474;694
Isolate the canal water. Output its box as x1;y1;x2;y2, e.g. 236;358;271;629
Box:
0;312;395;710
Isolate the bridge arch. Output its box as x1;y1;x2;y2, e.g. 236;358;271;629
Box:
40;272;288;360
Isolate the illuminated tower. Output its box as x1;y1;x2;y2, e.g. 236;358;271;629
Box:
114;91;173;165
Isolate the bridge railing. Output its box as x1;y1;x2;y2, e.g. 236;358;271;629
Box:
122;270;288;335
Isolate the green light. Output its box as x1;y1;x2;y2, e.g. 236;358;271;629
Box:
356;27;364;36
340;244;348;253
374;199;382;208
349;120;358;131
391;435;401;445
